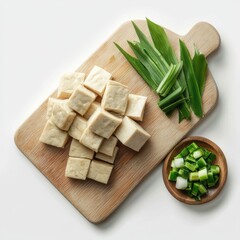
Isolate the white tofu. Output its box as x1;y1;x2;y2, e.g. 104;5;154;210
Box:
51;101;76;131
68;116;87;140
65;157;91;180
87;160;113;184
68;85;96;115
83;66;111;96
95;146;119;164
83;101;101;120
69;139;94;159
57;72;85;99
99;136;118;156
80;128;103;152
125;94;147;121
88;108;122;139
46;98;67;120
114;116;151;152
39;120;69;148
101;80;129;115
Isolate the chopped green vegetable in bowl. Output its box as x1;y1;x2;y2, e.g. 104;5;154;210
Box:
168;142;220;201
163;136;227;204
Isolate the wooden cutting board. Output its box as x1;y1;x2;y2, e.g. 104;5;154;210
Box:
14;20;220;223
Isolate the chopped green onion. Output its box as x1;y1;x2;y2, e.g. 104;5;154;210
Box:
168;169;178;181
199;184;207;195
207;171;215;187
168;141;221;201
185;155;196;163
171;160;176;168
174;153;183;159
203;149;212;159
207;152;216;164
173;158;184;168
187;142;199;153
176;176;188;190
210;165;220;175
214;175;219;185
189;172;199;181
185;162;197;172
178;168;190;179
193;148;204;159
192;183;200;196
180;147;189;158
186;182;193;191
197;157;207;168
198;168;208;181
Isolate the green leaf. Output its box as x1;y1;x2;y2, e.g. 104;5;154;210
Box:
132;21;169;75
160;98;187;114
146;18;190;121
180;40;203;118
192;47;208;96
158;86;185;109
156;61;183;97
146;18;178;65
114;42;157;90
128;41;163;85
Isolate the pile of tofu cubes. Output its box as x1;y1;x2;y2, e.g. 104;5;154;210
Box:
40;66;151;184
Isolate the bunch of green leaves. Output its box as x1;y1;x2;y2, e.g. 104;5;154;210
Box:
114;18;208;122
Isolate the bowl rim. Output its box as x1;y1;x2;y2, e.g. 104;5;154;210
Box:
162;136;228;205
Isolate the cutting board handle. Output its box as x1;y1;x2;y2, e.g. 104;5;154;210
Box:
183;22;220;57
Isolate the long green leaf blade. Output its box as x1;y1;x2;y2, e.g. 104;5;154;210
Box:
157;61;183;97
128;41;164;85
146;18;178;65
158;86;185;109
180;40;203;118
114;42;157;90
192;48;208;96
161;98;187;114
146;18;190;121
132;21;169;74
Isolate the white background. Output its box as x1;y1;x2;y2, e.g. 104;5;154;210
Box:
0;0;239;239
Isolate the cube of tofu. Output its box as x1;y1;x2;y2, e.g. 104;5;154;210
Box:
88;108;122;139
99;136;118;156
68;116;87;140
69;139;94;159
39;120;69;148
125;94;147;121
68;85;96;115
101;80;129;115
95;146;119;164
57;72;85;99
46;98;68;120
83;101;101;120
87;160;113;184
83;66;111;96
114;116;151;152
51;101;76;131
65;157;91;180
80;128;103;152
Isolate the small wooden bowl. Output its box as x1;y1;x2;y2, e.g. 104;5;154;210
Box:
163;136;227;205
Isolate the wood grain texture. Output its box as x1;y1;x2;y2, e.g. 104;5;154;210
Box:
162;136;227;204
14;20;220;223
